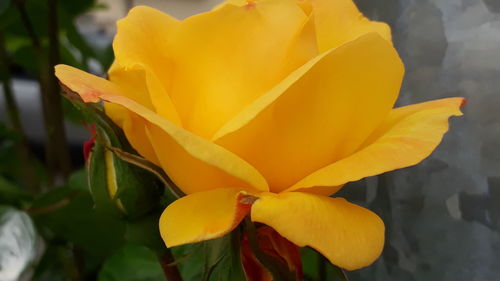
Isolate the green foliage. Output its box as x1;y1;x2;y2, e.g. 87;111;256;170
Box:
31;170;126;271
302;247;351;281
202;232;247;281
98;243;166;281
0;175;31;207
0;124;47;186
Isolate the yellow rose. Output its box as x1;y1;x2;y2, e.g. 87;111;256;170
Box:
55;0;464;270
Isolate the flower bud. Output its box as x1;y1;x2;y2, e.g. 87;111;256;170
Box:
241;226;303;281
86;134;163;219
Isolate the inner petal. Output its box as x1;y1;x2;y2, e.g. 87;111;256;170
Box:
168;0;316;139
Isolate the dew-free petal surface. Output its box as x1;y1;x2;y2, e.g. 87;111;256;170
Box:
55;64;268;193
251;192;384;270
308;0;392;52
168;0;311;138
215;33;404;192
112;6;181;124
288;98;464;191
160;188;254;247
145;124;263;194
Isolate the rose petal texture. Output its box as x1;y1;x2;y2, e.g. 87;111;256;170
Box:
168;0;318;139
251;192;385;270
159;188;254;247
287;97;465;192
308;0;392;51
214;32;404;192
217;0;392;50
54;0;466;272
55;65;268;194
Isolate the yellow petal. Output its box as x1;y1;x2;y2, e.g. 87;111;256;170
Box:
105;104;160;165
308;0;392;52
288;98;465;191
168;0;311;138
113;6;178;69
55;64;269;193
104;64;176;165
145;123;262;194
56;64;121;102
214;33;404;192
251;192;384;270
112;6;181;124
160;188;255;247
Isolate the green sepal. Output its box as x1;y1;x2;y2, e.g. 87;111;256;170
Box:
202;230;247;281
87;141;123;218
60;93;181;219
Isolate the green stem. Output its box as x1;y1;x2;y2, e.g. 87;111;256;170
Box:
332;264;350;281
0;29;39;191
15;0;72;185
47;0;71;180
157;249;183;281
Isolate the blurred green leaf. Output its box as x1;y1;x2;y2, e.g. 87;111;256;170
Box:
95;44;114;72
301;247;350;281
301;247;320;280
171;243;204;281
97;243;166;281
11;44;39;74
31;245;69;281
125;213;165;252
0;176;32;206
0;126;47;188
0;0;9;16
59;0;96;17
0;122;18;141
203;232;247;281
31;170;126;271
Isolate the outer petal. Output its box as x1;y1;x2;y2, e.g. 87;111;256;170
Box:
112;6;181;124
168;0;312;138
214;33;404;192
160;188;255;247
308;0;392;52
105;104;160;165
55;65;269;193
105;64;171;165
145;124;262;194
251;192;384;270
288;98;465;192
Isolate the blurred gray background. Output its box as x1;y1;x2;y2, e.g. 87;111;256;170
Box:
1;0;499;280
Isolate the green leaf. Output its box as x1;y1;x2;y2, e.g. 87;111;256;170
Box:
11;44;39;74
0;0;9;17
59;0;96;17
301;247;350;281
0;132;47;187
0;176;32;207
98;243;166;281
125;212;165;252
170;244;204;281
31;173;126;271
202;231;247;281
